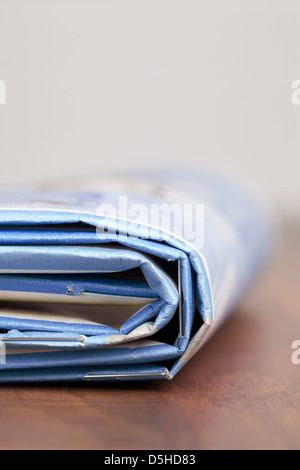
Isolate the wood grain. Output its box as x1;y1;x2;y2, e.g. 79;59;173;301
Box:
0;219;299;450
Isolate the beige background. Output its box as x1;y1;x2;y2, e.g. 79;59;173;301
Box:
0;0;299;213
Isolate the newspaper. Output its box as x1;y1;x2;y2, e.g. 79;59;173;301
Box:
0;170;271;382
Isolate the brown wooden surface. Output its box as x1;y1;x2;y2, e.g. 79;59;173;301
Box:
0;219;299;450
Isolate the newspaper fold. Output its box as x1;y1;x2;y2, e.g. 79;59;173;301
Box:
0;171;270;382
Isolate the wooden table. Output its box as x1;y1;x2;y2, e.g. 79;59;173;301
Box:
0;218;299;450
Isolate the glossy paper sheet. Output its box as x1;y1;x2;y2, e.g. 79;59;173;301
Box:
0;171;270;382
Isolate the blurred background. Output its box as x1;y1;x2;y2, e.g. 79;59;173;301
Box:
0;0;299;217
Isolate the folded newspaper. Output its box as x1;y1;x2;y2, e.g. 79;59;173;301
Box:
0;170;270;382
